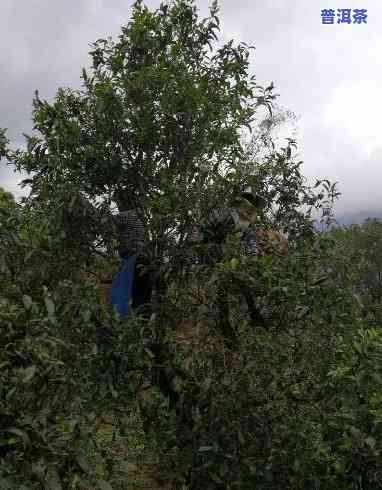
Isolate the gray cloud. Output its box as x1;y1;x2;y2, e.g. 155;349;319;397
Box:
0;0;380;216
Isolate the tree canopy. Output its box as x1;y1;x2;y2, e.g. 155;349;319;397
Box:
12;0;265;239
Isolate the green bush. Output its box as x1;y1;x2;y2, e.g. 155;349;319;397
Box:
0;201;144;488
129;233;382;489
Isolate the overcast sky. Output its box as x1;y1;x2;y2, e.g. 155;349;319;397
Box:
0;0;379;215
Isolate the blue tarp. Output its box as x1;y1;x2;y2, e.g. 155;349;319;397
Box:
108;255;137;318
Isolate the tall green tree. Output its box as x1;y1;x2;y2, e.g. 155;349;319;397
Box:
10;0;277;268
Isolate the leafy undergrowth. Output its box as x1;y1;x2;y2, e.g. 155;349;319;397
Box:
87;409;177;490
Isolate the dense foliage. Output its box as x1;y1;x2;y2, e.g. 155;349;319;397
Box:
1;1;382;489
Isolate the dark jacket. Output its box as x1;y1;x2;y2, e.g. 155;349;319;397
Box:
198;196;260;252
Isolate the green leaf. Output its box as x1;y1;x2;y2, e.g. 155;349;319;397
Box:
209;472;223;484
75;454;94;474
45;465;63;490
198;445;213;452
22;294;33;310
44;296;55;317
353;342;363;355
312;275;328;286
3;428;30;449
21;365;37;384
365;436;376;449
6;386;16;400
82;309;91;322
0;478;12;490
69;196;77;213
238;430;245;444
144;348;155;359
230;258;239;268
349;426;362;440
97;480;113;490
24;249;35;262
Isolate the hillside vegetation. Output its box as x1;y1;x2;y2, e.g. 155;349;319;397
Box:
1;1;382;488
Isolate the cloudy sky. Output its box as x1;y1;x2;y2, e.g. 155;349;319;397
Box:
0;0;379;216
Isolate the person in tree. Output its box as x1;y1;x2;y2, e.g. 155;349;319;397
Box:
69;188;153;318
190;184;287;335
109;189;153;318
191;184;287;260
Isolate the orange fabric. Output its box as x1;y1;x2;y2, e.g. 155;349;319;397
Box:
80;270;112;309
255;230;288;256
99;283;112;308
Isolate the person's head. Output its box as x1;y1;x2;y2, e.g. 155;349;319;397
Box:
241;185;267;211
114;188;139;211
